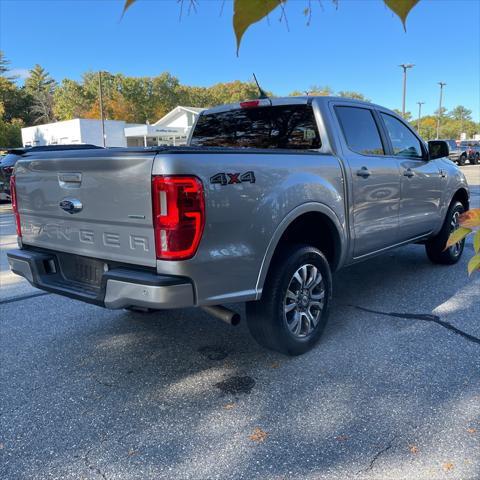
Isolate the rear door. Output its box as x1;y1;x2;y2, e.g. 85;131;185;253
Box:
15;149;157;267
378;112;443;241
334;104;401;258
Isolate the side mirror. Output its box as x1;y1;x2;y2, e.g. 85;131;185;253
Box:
428;140;449;160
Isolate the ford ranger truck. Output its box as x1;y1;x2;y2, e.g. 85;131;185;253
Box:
7;97;470;355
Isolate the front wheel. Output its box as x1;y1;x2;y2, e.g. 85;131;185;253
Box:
472;153;479;165
458;155;466;166
246;245;332;355
425;201;465;265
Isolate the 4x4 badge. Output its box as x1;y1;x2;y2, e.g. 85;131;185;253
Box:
210;171;256;186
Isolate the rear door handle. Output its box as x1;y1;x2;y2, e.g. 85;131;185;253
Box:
403;168;415;178
356;167;371;178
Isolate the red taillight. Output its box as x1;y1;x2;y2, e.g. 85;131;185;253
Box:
152;176;205;260
240;100;260;108
10;175;22;237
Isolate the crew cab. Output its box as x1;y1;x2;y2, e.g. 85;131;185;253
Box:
7;97;470;355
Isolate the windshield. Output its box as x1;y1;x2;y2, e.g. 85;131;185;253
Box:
190;105;321;150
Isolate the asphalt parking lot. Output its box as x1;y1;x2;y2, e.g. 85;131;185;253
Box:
1;166;479;480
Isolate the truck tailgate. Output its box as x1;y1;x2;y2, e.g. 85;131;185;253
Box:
15;151;157;267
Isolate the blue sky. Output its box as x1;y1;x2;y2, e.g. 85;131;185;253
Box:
1;0;479;120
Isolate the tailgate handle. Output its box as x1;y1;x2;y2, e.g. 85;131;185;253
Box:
58;173;82;188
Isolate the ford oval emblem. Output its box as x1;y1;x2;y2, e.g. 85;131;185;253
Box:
59;198;83;214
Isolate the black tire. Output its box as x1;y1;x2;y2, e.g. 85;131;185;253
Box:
458;155;466;166
472;154;479;165
425;201;465;265
246;245;332;355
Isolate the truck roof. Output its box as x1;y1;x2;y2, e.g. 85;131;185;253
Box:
202;95;383;115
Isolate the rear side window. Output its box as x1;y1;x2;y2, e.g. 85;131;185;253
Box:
380;113;423;158
335;106;385;155
190;105;321;150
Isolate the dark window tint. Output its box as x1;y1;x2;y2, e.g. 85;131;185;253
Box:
190;105;321;150
381;113;423;158
335;106;384;155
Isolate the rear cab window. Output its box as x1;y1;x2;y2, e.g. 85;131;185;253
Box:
190;104;321;150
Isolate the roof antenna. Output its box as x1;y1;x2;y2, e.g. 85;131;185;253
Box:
252;73;269;100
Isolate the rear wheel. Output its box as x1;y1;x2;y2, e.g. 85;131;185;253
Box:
458;155;466;166
425;201;465;265
472;153;479;165
246;245;332;355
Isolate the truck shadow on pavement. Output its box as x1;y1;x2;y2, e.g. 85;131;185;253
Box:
2;243;479;480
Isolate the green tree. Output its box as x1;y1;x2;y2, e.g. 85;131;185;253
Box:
53;79;88;120
25;64;56;124
0;118;22;147
449;105;472;121
393;108;413;122
337;91;370;102
25;64;56;95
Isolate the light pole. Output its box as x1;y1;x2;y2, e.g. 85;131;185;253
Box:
98;71;106;147
399;63;414;117
436;82;446;139
417;101;425;133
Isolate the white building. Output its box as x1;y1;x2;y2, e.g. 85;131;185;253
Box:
21;119;134;148
124;106;204;147
21;106;205;148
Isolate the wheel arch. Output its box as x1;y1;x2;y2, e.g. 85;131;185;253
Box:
255;203;346;299
451;187;469;211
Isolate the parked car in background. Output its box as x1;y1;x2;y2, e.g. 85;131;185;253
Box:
459;141;480;165
0;149;23;202
443;139;463;164
441;139;478;166
0;145;103;202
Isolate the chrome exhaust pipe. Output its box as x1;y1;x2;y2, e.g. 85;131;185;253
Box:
201;305;240;326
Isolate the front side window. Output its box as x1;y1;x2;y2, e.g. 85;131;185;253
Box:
381;113;424;158
335;106;385;156
190;105;321;150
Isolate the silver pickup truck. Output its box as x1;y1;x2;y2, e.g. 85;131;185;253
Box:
7;97;470;355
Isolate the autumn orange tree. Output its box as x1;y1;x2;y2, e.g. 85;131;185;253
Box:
123;0;420;54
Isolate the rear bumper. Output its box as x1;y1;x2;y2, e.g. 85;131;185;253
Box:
7;248;195;310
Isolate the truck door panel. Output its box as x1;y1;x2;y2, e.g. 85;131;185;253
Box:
334;105;401;257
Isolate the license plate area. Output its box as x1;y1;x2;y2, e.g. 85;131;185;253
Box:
56;253;105;289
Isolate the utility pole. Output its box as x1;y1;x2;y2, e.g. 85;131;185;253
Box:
436;82;446;139
417;101;425;133
399;63;414;117
98;71;106;147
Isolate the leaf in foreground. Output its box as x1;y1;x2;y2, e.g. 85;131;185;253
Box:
384;0;420;29
473;230;480;254
445;227;471;249
467;254;480;275
122;0;136;17
233;0;282;55
459;209;480;228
